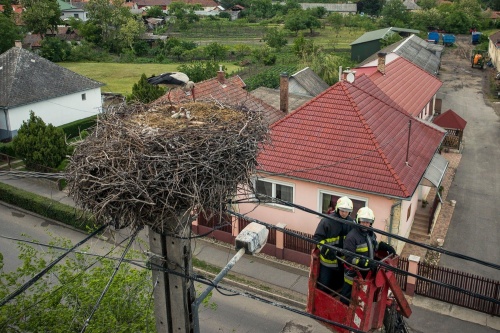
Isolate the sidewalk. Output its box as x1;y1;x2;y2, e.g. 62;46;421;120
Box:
0;175;498;332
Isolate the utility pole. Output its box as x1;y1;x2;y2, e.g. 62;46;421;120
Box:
149;211;195;333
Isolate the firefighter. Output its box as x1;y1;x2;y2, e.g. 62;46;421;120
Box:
340;206;396;305
313;196;355;293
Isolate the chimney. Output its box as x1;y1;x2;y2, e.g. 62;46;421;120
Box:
217;64;225;84
15;40;22;48
341;67;356;83
280;72;289;114
377;52;386;75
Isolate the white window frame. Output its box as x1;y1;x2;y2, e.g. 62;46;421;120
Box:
318;189;368;215
254;178;295;211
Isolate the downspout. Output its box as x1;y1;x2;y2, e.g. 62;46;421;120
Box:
389;200;402;245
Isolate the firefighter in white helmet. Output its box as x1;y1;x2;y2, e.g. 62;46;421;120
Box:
340;206;396;305
313;196;355;293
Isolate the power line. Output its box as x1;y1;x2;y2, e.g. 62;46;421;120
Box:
242;195;500;271
0;223;109;307
0;229;137;331
226;209;500;305
80;226;142;333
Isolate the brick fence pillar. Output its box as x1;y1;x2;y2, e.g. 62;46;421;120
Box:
406;255;420;296
275;223;287;259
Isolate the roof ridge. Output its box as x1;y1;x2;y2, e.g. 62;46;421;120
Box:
344;81;410;196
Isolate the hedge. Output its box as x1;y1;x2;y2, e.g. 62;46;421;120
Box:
0;182;96;232
58;115;98;140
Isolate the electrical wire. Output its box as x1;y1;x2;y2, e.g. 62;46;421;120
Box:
0;231;137;331
80;226;142;333
0;223;109;307
146;261;367;333
226;209;500;305
247;195;500;271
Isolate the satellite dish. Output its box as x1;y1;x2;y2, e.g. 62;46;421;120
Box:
346;73;355;83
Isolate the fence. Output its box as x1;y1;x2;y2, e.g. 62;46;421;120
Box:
237;216;276;245
415;262;500;316
284;230;314;254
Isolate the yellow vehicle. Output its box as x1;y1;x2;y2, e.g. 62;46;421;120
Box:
471;50;488;69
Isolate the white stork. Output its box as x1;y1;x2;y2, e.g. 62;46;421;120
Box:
147;72;195;103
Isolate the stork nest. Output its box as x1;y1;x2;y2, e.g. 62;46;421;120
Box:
66;100;269;232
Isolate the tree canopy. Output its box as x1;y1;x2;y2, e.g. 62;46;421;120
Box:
21;0;61;38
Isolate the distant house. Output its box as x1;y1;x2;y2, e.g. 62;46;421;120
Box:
237;73;446;262
250;67;329;113
0;4;23;25
355;53;442;119
350;27;420;62
402;0;421;11
153;69;285;127
488;30;500;69
58;0;88;21
299;3;357;15
0;45;104;141
358;34;443;76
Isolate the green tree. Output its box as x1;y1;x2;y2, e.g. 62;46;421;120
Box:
39;37;72;62
303;9;321;35
380;32;403;48
292;33;315;59
0;15;22;53
410;8;442;31
178;61;226;82
1;0;13;18
359;0;384;15
204;42;227;61
0;237;155;332
145;5;164;18
118;17;145;52
380;0;410;28
417;0;438;10
21;0;61;38
127;74;166;103
263;27;287;50
284;9;307;35
12;111;67;170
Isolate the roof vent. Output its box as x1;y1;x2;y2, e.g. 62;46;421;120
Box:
30;59;35;63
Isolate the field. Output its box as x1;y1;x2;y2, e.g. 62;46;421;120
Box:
58;62;242;95
58;26;365;96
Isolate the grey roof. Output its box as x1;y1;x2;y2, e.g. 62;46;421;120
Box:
290;67;329;96
350;27;420;45
403;0;421;10
250;87;311;113
0;47;104;109
299;3;357;12
358;34;443;76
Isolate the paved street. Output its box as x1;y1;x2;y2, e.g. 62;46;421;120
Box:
437;43;500;280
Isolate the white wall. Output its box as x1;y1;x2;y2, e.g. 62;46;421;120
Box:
7;88;101;134
61;10;88;22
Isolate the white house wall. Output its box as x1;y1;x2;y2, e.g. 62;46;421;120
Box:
8;88;101;134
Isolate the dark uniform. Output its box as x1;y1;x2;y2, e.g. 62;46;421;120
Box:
313;211;354;292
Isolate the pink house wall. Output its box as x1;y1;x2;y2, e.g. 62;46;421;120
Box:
238;175;402;238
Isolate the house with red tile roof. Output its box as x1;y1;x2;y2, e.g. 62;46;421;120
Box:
236;73;446;257
355;53;442;119
153;69;285;127
433;109;467;150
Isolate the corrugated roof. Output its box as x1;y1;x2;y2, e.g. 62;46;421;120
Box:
433;109;467;130
257;74;445;198
358;34;442;76
364;56;442;117
403;0;421;10
299;3;357;11
350;27;420;45
153;74;284;126
290;67;330;97
0;47;104;109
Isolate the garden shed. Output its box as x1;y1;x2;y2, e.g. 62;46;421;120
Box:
350;27;419;63
433;109;467;151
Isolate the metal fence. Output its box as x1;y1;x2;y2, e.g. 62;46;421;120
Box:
197;211;233;233
415;262;500;316
237;216;276;245
284;230;314;254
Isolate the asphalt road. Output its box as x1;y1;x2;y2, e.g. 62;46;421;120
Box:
437;40;500;280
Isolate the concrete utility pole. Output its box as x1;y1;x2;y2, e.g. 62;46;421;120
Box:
149;212;195;333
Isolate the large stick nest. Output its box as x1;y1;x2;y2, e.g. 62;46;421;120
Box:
66;100;269;232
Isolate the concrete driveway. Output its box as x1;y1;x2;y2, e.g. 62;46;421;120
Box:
437;38;500;280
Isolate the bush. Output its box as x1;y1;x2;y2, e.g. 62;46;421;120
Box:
0;142;15;156
0;182;95;231
58;115;97;140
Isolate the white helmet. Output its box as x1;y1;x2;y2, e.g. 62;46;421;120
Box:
335;196;353;212
356;207;375;224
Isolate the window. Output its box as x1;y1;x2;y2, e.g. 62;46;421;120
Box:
81;93;86;101
255;179;294;206
74;14;79;18
319;191;367;215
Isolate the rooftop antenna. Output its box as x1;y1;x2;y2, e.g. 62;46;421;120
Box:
405;120;412;166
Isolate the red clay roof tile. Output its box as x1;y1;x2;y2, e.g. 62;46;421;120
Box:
433;109;467;130
257;74;444;198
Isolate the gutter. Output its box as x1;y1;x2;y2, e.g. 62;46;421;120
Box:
389;200;401;245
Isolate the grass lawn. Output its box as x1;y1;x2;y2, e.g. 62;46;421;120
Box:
58;62;242;96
